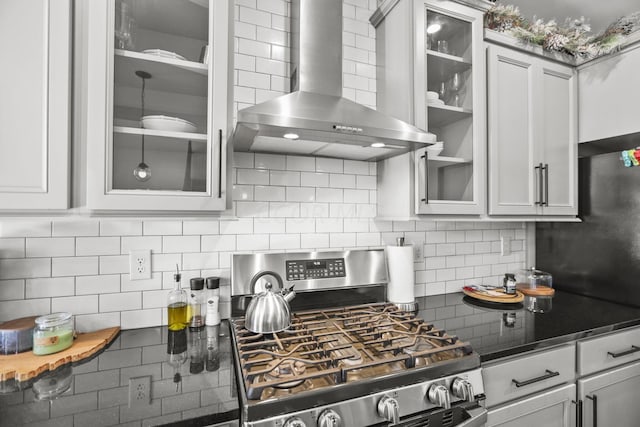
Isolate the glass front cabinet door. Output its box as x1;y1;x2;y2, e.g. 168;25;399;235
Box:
373;0;486;217
415;1;485;215
85;0;232;211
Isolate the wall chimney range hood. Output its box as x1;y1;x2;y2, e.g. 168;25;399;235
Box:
232;0;436;162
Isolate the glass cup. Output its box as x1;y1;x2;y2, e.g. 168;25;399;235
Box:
437;40;449;54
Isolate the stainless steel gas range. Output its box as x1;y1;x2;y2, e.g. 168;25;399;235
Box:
230;249;486;427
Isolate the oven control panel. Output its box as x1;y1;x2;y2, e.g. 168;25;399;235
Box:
286;258;345;281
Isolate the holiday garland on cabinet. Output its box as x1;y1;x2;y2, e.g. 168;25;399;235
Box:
485;4;640;59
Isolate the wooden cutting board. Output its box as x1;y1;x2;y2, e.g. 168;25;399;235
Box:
0;326;120;382
462;286;524;303
516;284;555;297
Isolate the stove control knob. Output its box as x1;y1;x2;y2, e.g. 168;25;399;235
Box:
377;395;400;424
317;409;342;427
427;384;451;409
451;377;475;402
284;417;307;427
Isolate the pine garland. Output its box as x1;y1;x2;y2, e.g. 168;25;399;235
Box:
485;5;640;59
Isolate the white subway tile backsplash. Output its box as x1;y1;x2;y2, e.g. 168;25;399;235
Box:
270;44;288;62
76;275;120;295
219;218;254;235
121;309;161;330
75;312;121;333
356;232;380;246
237;234;269;251
256;27;287;47
329;174;356;189
286;156;315;172
286;218;315;233
54;221;99;237
100;221;142;237
316;158;343;173
0;258;50;280
183;221;219;236
255;185;285;201
356;175;376;190
238;70;271;89
330;203;356;218
236;201;270;217
270;170;300;186
0;238;25;258
256;0;287;15
0;279;24;300
121;273;162;292
330;233;356;248
343;218;369;232
53;295;98;315
316;218;343;233
100;292;141;312
316;188;343;203
143;221;182;236
255;153;286;170
25;237;75;258
99;255;129;275
269;202;300;217
270;234;300;249
52;257;98;277
76;237;121;256
0;298;50;322
183;253;219;270
301;172;329;187
286;187;315;202
300;233;329;248
239;6;271;27
121;236;162;254
142;289;169;309
299;203;329;218
0;221;51;238
201;235;237;252
25;277;75;299
238;168;269;185
152;254;182;272
344;189;369;203
233;152;255;168
356;204;376;218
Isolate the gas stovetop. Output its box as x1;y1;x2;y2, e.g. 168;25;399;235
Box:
230;250;485;427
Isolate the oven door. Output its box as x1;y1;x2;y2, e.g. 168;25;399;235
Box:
392;404;487;427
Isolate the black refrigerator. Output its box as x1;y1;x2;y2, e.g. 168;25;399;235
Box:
536;136;640;308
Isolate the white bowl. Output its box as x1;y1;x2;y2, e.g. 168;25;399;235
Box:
141;115;197;133
426;91;439;100
426;142;444;157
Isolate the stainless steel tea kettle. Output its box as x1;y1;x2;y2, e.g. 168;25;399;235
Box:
245;270;296;333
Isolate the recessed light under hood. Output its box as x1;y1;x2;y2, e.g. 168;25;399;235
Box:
232;0;436;162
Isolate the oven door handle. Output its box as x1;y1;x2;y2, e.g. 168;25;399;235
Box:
456;405;488;427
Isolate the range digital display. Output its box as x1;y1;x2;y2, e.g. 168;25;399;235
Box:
286;258;345;281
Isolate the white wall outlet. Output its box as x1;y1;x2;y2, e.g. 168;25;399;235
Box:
128;375;151;407
129;249;151;280
501;237;511;256
414;244;423;262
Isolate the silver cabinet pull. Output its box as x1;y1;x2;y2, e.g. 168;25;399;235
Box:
511;369;559;387
586;394;598;427
607;345;640;358
218;129;223;198
542;163;549;206
534;163;543;205
420;153;429;204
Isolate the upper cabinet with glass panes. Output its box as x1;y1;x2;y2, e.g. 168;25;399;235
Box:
372;0;487;216
85;0;233;211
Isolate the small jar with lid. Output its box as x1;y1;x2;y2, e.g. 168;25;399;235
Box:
205;276;220;326
188;277;205;329
33;312;74;356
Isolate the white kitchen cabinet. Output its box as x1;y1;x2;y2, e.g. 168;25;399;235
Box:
85;0;232;211
487;43;577;217
486;383;576;427
373;0;487;217
578;43;640;143
0;0;71;210
576;326;640;427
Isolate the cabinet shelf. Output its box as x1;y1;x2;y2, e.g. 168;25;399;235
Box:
427;104;472;127
114;49;208;96
114;125;207;141
427;155;471;168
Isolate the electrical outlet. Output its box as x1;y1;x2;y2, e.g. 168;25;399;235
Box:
129;249;151;280
501;237;511;256
128;375;151;408
414;244;423;262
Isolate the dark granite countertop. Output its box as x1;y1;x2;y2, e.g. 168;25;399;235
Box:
3;291;640;426
0;323;238;427
415;290;640;362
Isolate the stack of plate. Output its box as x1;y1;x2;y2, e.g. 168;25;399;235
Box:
142;49;187;61
426;141;444;157
427;90;444;106
141;115;197;133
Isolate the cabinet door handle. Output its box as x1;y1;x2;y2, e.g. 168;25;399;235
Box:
572;400;583;427
420;153;429;204
534;163;543;205
607;345;640;358
218;129;223;198
586;394;597;427
511;369;559;387
543;163;549;206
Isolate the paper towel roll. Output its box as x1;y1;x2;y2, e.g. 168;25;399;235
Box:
386;245;415;304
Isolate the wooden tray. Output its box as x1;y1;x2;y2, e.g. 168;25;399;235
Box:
0;326;120;382
516;284;555;297
463;286;524;303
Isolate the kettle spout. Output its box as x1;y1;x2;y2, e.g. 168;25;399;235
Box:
283;285;296;303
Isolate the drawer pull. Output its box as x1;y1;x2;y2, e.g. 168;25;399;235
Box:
607;345;640;358
587;394;598;427
511;369;559;388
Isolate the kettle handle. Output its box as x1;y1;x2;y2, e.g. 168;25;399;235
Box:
249;270;284;294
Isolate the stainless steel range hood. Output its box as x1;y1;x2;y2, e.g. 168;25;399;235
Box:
232;0;436;162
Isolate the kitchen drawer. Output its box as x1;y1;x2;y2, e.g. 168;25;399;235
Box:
577;325;640;376
482;344;575;407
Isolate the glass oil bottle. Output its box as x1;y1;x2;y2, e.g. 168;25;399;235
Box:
167;265;188;331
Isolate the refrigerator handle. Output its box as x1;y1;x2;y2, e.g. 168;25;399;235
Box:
543;163;549;207
534;163;543;205
421;153;429;204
